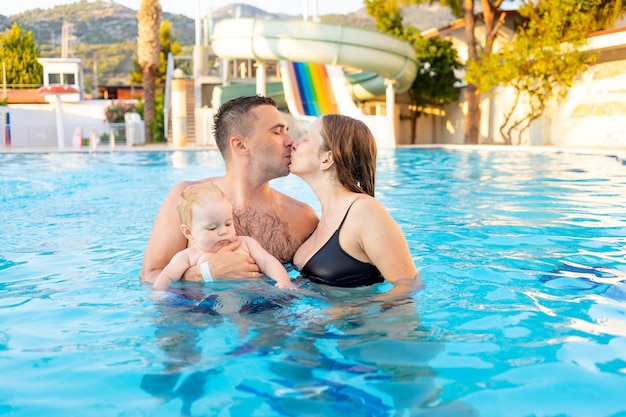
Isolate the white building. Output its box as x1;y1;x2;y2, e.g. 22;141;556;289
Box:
410;15;626;148
37;58;84;102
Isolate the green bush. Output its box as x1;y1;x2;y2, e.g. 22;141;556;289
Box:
103;91;164;143
103;101;140;123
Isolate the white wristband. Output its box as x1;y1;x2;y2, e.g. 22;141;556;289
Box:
200;261;213;282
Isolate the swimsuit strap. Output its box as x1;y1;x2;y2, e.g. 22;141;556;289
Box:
337;196;362;231
308;195;363;238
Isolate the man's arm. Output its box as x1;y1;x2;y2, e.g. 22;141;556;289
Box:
140;181;191;284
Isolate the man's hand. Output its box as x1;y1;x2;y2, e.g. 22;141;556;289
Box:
190;240;260;281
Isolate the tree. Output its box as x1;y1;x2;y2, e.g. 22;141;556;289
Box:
398;0;486;144
411;37;462;143
365;0;461;143
586;0;626;31
131;20;182;86
131;20;181;143
397;0;509;143
459;0;509;144
0;23;43;86
367;0;418;40
466;0;599;144
403;0;625;144
137;0;161;143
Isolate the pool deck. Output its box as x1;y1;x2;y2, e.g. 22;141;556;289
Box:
1;143;625;166
1;142;625;157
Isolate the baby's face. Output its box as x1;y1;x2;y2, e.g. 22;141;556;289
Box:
189;199;236;252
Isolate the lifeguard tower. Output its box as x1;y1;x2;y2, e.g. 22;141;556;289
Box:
37;58;84;102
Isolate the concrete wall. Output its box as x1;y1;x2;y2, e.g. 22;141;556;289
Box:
548;59;626;148
2;101;114;147
397;57;626;149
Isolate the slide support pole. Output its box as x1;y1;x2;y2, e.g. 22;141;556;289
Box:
256;61;266;96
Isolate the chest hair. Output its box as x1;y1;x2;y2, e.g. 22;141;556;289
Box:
233;207;297;264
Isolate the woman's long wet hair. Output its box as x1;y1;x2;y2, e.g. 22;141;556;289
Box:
319;114;377;197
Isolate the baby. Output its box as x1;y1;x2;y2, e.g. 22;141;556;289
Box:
153;182;296;291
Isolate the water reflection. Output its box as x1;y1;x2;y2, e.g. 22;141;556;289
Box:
141;279;476;416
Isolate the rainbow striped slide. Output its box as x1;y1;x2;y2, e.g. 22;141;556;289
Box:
282;61;340;117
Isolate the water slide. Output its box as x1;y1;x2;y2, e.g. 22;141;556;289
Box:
280;61;362;117
210;18;418;147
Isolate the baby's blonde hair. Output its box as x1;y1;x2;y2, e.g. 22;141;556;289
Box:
177;182;228;226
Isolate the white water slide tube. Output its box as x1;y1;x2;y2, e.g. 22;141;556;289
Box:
211;18;418;98
210;18;418;147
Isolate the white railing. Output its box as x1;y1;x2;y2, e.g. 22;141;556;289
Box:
0;122;145;150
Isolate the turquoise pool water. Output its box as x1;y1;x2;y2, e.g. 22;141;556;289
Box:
1;148;626;416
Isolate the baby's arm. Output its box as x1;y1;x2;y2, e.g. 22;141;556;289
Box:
153;250;193;290
240;237;295;289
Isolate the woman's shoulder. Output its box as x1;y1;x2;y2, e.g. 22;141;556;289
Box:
345;194;391;225
351;193;383;211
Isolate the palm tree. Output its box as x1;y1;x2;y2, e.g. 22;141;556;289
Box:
137;0;161;143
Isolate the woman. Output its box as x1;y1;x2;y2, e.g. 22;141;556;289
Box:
290;114;421;295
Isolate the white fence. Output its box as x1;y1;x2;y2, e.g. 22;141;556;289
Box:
0;122;145;149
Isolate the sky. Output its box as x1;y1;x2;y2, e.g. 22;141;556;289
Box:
3;0;366;19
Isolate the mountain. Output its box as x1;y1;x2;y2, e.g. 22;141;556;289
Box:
0;1;452;86
0;14;11;30
403;4;459;30
4;1;196;48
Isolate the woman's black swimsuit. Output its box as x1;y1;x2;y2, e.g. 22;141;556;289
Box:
298;200;383;287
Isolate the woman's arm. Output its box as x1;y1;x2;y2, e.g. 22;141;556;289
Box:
356;198;423;295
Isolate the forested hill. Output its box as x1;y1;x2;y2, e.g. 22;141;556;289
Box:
0;0;454;85
3;1;195;46
0;1;382;46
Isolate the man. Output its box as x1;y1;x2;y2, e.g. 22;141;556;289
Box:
140;96;319;283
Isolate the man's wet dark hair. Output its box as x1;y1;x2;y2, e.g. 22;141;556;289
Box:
213;95;278;157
